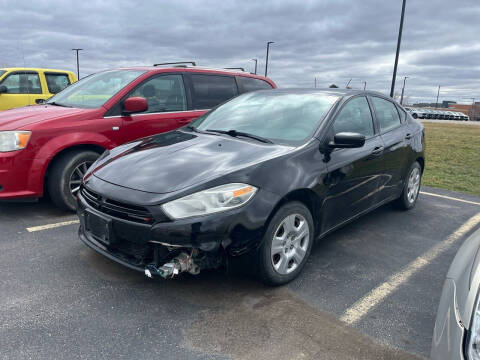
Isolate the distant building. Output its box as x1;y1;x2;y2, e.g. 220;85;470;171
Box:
442;100;456;108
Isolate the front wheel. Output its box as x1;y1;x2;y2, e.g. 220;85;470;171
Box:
48;150;100;211
257;202;314;286
394;161;422;210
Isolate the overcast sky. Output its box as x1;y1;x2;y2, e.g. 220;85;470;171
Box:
1;0;479;104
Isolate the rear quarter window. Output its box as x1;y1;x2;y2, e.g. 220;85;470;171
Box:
238;76;273;93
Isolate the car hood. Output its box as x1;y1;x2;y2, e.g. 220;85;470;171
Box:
91;130;292;194
0;105;92;130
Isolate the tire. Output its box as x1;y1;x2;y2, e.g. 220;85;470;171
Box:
412;113;418;119
394;161;422;210
48;150;100;211
257;201;314;286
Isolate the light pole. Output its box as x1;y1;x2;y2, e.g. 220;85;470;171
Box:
435;85;441;109
265;41;274;77
400;76;408;105
390;0;406;98
363;81;367;90
345;78;352;88
251;59;258;74
472;98;476;121
314;77;317;88
72;48;83;80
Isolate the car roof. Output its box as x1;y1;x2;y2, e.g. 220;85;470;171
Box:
250;88;394;98
112;66;273;82
0;67;75;74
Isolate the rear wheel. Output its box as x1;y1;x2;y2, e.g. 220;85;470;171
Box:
48;150;99;211
257;202;314;286
394;161;422;210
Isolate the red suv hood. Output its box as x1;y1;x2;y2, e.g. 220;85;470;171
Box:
0;105;93;130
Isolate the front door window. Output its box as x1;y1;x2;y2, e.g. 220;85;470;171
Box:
128;74;187;113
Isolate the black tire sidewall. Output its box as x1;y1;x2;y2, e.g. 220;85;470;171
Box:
258;201;314;286
48;151;99;211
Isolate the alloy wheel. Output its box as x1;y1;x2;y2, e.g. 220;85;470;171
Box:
271;213;310;275
407;167;420;204
69;161;94;195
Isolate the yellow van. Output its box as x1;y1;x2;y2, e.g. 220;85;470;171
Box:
0;68;77;111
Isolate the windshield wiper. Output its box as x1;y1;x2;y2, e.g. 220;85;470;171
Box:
185;125;213;134
47;101;72;108
206;129;273;144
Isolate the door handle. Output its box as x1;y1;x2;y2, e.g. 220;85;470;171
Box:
371;146;384;156
405;133;412;140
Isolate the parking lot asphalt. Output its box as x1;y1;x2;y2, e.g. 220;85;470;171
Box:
1;186;480;359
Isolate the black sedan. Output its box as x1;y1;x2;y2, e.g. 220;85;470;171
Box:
77;89;425;285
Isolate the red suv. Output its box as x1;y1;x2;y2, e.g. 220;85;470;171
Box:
0;64;276;210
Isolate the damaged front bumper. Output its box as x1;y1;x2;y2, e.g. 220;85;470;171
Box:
77;184;280;278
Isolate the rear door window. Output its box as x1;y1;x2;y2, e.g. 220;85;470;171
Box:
238;76;273;93
0;72;42;94
371;96;402;133
190;74;238;109
45;73;71;94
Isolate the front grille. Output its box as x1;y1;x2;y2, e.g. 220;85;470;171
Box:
81;186;154;224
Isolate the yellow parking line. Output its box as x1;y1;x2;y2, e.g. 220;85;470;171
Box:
340;212;480;325
420;191;480;206
26;220;79;233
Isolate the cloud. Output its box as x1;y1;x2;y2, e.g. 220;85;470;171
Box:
0;0;478;104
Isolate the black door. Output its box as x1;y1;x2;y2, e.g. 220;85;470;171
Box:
369;96;412;201
321;96;386;233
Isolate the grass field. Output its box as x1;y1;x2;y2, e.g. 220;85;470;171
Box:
422;122;480;196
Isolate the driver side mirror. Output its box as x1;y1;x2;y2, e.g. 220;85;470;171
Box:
122;97;148;115
0;85;7;94
328;132;366;149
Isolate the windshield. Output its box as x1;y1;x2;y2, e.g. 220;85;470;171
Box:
47;70;145;108
192;91;338;145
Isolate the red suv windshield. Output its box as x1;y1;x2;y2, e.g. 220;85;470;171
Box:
47;70;145;109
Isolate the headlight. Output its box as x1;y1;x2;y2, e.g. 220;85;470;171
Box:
162;183;257;219
0;131;32;152
468;289;480;359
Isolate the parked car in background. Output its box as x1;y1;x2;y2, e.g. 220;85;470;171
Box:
0;64;276;210
77;89;425;285
406;107;422;119
0;68;77;111
431;227;480;359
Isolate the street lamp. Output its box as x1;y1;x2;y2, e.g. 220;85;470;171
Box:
400;76;408;105
435;85;441;109
72;48;83;80
264;41;274;77
363;81;367;90
251;59;258;74
390;0;407;98
472;98;476;121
